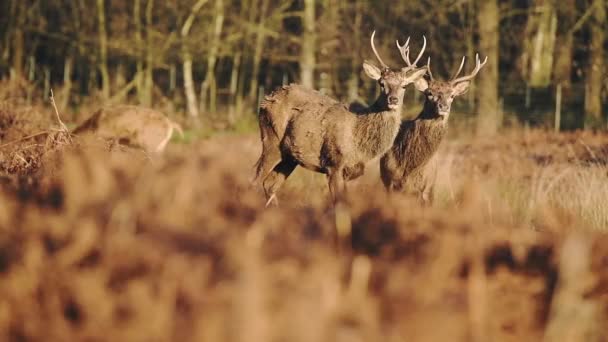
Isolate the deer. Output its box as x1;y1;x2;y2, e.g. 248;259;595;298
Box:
380;54;488;204
252;31;428;206
72;105;183;154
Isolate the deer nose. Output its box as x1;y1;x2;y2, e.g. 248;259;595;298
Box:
388;96;399;105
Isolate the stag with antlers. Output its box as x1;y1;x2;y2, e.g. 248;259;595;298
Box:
253;31;428;206
380;53;488;204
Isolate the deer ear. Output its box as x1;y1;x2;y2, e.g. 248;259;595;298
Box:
452;81;470;96
363;61;382;80
405;68;428;84
414;77;428;92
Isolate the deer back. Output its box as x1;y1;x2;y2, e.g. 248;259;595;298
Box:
73;105;180;153
260;84;340;140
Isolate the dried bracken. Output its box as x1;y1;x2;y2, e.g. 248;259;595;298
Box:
0;98;608;341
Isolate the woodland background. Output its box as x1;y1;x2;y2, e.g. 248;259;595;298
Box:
0;0;606;132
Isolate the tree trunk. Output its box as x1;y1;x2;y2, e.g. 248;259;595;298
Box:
466;0;477;109
232;0;248;117
97;0;110;99
181;0;209;118
476;0;500;136
11;1;26;80
183;57;198;118
199;0;224;114
584;0;605;126
59;56;73;111
300;0;316;89
347;0;362;103
72;0;86;101
2;0;16;64
521;0;557;88
248;0;270;104
134;0;144;103
142;0;154;106
228;52;242;123
553;0;575;91
319;0;339;96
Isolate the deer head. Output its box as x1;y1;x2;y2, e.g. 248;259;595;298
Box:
414;54;488;118
362;31;428;111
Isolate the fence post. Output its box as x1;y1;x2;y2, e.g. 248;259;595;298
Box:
554;83;562;132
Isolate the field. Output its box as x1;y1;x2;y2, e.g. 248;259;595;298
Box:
1;97;608;341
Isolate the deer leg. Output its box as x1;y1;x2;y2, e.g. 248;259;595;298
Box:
262;159;297;207
327;168;346;204
253;142;282;185
252;114;284;185
421;182;435;206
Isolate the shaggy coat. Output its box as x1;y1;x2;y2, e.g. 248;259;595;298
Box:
253;65;427;204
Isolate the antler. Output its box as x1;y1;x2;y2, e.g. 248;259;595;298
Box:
450;56;466;81
395;37;410;67
451;53;488;84
396;36;427;68
426;57;434;81
370;31;389;69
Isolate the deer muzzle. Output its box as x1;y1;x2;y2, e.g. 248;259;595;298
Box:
437;103;450;116
388;96;399;109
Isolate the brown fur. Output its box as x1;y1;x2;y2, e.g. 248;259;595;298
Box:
253;65;427;204
380;114;447;203
380;79;467;203
73;105;183;154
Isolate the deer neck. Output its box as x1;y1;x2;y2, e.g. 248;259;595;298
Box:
415;103;449;140
417;101;449;121
353;103;402;159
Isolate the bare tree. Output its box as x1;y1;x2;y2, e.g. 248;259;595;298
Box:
10;0;26;81
584;0;605;125
476;0;500;136
347;0;363;102
141;0;155;106
521;0;557;87
97;0;110;99
300;0;316;89
181;0;209;118
553;0;575;91
247;0;271;104
200;0;225;114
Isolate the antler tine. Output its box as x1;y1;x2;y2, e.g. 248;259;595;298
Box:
427;57;434;81
396;37;411;66
451;53;488;84
450;56;466;81
370;30;389;69
410;35;427;67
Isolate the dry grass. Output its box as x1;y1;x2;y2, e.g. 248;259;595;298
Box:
0;99;608;341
